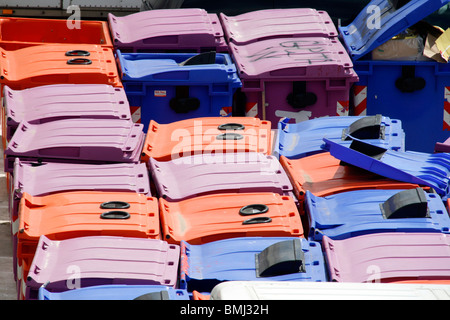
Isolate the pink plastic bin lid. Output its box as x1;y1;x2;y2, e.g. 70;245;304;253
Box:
4;119;144;171
149;152;292;200
3;84;131;140
108;9;228;52
229;36;357;80
323;232;450;283
220;8;338;45
25;235;180;298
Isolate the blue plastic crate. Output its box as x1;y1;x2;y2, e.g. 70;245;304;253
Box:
38;284;189;300
339;0;450;153
179;237;327;293
323;138;450;199
116;50;242;131
306;188;450;241
275;114;405;159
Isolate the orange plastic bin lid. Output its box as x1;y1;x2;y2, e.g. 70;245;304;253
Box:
0;44;122;90
280;152;423;206
0;17;113;50
17;191;160;242
142;117;273;162
159;192;303;244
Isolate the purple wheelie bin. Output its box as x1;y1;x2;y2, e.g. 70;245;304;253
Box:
108;8;228;53
2;84;131;142
23;235;180;300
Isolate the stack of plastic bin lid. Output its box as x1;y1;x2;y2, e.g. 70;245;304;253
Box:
149;152;293;201
23;235;180;300
115;51;241;129
323;138;450;200
339;0;450;152
0;16;113;50
221;8;359;126
323;232;450;283
108;9;228;53
279;152;422;213
39;285;189;300
0;44;122;92
305;187;450;241
141;117;273;162
275;114;405;159
179;237;327;293
159;192;303;244
2;84;131;142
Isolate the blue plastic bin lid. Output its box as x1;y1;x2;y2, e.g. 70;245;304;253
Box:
323;138;450;199
38;284;189;300
276;115;405;159
117;50;242;86
179;237;327;292
306;187;450;241
339;0;450;60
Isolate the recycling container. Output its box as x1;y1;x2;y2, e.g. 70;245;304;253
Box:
4;118;145;173
339;0;450;152
280;152;422;211
38;285;189;300
305;187;450;241
219;8;338;45
108;9;228;53
229;36;359;127
116;51;241;129
2;84;131;142
159;192;303;244
141;117;272;162
149;152;293;200
275;114;405;159
0;17;113;50
179;237;327;293
23;235;180;300
435;137;450;152
323;232;450;283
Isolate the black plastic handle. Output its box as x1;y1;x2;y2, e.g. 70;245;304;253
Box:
100;201;130;210
242;217;272;225
218;123;245;131
395;66;426;93
216;133;244;140
239;204;269;216
67;58;92;65
65;50;90;57
100;211;130;219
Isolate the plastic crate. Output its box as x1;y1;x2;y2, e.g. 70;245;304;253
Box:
116;51;241;129
229;36;358;127
339;0;450;152
108;9;228;53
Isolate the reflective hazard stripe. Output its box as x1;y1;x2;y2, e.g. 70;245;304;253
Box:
245;102;258;117
220;106;232;116
353;85;367;116
444;87;450;131
130;106;141;123
337;100;349;116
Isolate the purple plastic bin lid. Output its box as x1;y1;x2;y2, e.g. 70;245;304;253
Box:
3;84;131;127
323;232;450;283
149;152;293;200
5;119;144;163
108;9;227;50
26;235;180;291
435;138;450;153
229;36;358;80
220;8;338;45
13;158;151;197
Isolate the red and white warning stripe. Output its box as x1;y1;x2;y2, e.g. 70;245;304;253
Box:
353;85;367;116
245;102;258;118
130;106;141;123
220;106;232;116
444;86;450;131
336;100;349;116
